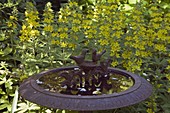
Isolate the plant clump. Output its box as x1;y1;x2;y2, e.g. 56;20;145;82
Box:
0;0;170;113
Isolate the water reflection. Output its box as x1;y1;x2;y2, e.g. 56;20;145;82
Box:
38;69;133;96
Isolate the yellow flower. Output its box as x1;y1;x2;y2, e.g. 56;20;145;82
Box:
122;51;132;59
43;18;53;23
19;2;40;42
68;43;76;48
57;28;63;32
60;42;67;48
151;17;163;22
99;25;109;31
7;14;18;29
157;29;168;40
7;21;16;28
165;26;170;30
125;36;132;41
63;28;68;31
19;35;29;42
72;26;79;32
25;11;39;20
60;33;68;39
30;30;40;37
110;42;120;54
111;61;118;67
112;31;123;38
10;16;17;20
7;22;12;27
87;34;93;39
147;108;154;113
155;44;166;51
152;23;160;29
98;39;108;46
56;40;60;45
102;31;110;38
43;25;53;32
51;40;60;45
22;25;27;30
69;1;78;7
72;19;81;24
52;32;59;37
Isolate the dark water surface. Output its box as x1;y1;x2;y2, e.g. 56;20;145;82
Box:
37;69;133;96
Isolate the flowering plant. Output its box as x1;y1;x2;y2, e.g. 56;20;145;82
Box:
0;0;170;113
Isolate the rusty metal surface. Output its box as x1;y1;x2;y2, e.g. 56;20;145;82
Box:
19;49;152;111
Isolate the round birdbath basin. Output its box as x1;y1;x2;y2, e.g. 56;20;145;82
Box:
19;49;152;112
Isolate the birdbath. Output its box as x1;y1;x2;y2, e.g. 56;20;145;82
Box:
19;49;152;113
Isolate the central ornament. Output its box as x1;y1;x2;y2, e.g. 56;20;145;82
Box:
60;49;112;95
38;49;133;96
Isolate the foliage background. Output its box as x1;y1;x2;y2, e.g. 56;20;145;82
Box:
0;0;170;113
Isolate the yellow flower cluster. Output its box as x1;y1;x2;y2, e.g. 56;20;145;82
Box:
19;2;40;41
149;5;170;54
18;1;170;73
43;2;54;33
52;1;169;72
90;3;125;59
55;1;85;49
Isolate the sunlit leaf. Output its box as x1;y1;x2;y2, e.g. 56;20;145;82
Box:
28;103;40;110
128;0;140;4
0;88;5;94
0;35;5;41
0;104;8;110
0;80;5;85
11;87;18;113
122;4;133;11
16;103;28;113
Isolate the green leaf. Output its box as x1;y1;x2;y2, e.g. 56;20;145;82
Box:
11;87;18;113
3;47;12;56
0;88;5;94
5;81;13;89
122;4;133;11
56;109;64;113
25;58;37;62
0;104;8;110
0;76;6;84
16;103;28;113
0;81;5;85
0;35;5;41
87;0;96;5
0;50;4;55
0;94;8;99
128;0;140;4
17;109;27;113
28;103;40;110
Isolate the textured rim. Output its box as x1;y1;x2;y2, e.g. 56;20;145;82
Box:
19;66;152;111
